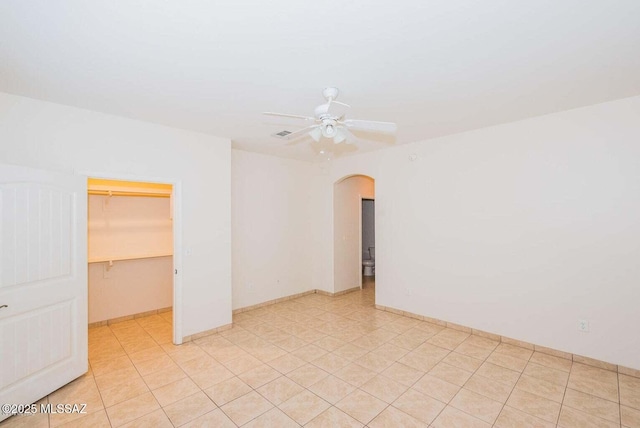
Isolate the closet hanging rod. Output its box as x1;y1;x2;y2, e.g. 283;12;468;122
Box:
88;189;171;198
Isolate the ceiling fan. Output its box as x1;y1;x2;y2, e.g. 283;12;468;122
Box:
263;87;397;145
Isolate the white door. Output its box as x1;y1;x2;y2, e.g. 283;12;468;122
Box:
0;164;87;421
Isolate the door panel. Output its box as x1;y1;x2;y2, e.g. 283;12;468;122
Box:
2;300;73;387
0;164;87;421
1;185;73;288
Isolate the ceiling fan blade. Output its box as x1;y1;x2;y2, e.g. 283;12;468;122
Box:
326;100;351;118
280;125;320;141
343;119;397;134
262;111;316;122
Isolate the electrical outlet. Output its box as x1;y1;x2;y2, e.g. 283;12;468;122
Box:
578;319;589;332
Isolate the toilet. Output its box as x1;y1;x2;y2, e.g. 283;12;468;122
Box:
362;247;375;276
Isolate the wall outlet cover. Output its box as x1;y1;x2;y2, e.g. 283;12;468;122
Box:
578;319;589;332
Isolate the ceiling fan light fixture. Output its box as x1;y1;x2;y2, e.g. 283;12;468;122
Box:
309;127;322;142
322;123;336;138
333;129;346;144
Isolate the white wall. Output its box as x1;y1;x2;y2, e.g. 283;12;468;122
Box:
231;149;315;309
88;257;173;323
318;96;640;369
0;92;231;338
88;194;173;323
88;194;173;262
333;175;374;293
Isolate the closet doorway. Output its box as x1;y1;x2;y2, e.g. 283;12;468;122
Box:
87;177;181;344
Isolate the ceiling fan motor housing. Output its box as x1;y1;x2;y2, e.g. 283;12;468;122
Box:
314;105;330;117
322;87;339;100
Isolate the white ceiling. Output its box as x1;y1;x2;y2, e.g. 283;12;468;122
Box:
2;1;640;161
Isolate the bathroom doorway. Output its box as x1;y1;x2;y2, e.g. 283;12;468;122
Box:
361;198;375;289
333;174;374;294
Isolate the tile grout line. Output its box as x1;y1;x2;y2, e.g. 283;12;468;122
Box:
299;287;380;426
617;372;622;428
90;366;111;428
437;341;501;426
109;315;177;427
327;312;402;425
204;309;337;427
372;324;444;426
486;345;533;427
555;361;572;427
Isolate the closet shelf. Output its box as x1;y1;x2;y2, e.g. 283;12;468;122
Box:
88;253;173;263
88;189;171;198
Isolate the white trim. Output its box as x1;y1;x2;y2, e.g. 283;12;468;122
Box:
171;180;183;345
77;170;183;345
358;195;363;290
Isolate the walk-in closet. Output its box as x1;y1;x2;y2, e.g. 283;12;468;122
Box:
87;178;173;326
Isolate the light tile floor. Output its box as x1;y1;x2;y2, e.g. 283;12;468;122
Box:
2;280;640;427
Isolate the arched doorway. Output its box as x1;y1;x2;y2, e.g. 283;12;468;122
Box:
333;174;375;293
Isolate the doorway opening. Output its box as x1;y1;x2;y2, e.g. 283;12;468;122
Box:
333;174;375;296
87;177;178;344
361;198;375;290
